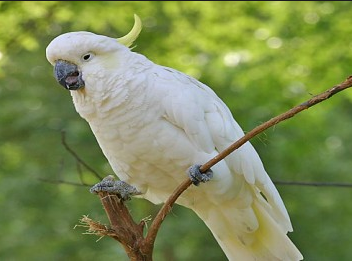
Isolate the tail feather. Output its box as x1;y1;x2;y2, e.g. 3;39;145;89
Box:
193;198;303;261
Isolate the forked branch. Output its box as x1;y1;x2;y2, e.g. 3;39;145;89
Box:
85;75;352;260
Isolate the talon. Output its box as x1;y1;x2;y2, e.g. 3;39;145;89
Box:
187;164;213;186
90;175;141;201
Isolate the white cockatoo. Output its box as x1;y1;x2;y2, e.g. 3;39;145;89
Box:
46;15;303;260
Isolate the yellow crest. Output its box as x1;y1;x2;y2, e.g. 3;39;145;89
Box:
117;14;142;48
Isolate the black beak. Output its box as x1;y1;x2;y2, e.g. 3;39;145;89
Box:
54;60;85;90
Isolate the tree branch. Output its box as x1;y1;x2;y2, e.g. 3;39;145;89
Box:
96;192;148;260
140;75;352;255
85;75;352;260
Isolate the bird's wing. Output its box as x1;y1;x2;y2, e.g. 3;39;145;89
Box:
156;65;292;231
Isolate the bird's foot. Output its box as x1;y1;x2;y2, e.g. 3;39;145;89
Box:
90;175;141;201
187;164;213;186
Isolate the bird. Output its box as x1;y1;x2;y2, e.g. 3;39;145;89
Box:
46;14;303;260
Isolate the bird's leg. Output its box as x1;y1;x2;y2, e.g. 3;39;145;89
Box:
187;164;213;186
90;175;141;201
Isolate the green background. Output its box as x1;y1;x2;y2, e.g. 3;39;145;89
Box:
1;1;352;260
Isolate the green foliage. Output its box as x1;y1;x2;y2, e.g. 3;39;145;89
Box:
1;1;352;260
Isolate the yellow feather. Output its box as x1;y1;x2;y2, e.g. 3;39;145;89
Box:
117;14;142;48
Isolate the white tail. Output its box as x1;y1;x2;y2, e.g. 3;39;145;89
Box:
193;195;303;260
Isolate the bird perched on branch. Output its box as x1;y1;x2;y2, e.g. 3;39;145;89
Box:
46;14;303;260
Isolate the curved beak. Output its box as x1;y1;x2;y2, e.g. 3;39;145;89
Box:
54;60;85;90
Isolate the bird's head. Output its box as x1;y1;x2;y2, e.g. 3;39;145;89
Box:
46;14;142;91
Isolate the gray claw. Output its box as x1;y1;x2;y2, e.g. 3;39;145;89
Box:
187;164;213;186
90;175;141;201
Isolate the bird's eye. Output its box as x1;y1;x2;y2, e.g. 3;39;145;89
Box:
81;52;94;62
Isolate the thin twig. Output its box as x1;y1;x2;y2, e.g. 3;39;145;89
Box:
38;178;92;187
274;180;352;188
61;130;102;180
200;75;352;173
38;177;352;189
